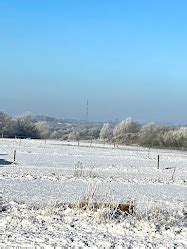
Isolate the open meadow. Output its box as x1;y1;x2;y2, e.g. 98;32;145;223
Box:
1;138;187;248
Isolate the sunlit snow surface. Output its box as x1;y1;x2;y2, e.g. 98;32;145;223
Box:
1;139;187;248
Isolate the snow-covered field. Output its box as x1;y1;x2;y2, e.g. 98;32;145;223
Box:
1;138;187;248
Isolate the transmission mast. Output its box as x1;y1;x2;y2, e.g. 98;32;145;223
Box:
86;99;89;122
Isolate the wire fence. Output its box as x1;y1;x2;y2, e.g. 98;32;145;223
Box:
0;134;187;155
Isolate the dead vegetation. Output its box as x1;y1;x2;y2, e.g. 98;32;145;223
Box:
67;201;134;215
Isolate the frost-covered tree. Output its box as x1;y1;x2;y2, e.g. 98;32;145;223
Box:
79;127;101;140
0;112;16;137
68;131;80;141
139;122;160;146
100;123;113;140
138;123;187;148
161;127;187;148
35;121;49;139
50;130;62;139
112;118;140;144
14;113;40;138
113;117;140;137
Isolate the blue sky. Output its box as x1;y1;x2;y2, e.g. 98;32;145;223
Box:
0;0;186;123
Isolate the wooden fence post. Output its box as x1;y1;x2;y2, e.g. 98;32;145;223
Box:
157;155;160;169
13;150;16;163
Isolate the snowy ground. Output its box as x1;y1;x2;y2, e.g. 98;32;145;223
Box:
1;138;187;248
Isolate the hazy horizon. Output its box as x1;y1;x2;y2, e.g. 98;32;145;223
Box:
1;109;186;126
0;0;187;124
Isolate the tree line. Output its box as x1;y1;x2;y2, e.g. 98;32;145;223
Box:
0;112;186;149
100;118;187;149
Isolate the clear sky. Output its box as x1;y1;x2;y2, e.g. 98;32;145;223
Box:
0;0;186;124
